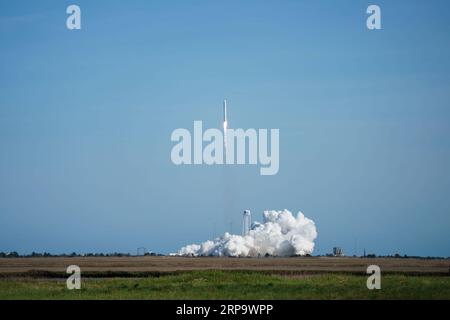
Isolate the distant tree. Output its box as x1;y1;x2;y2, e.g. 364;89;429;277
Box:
31;252;43;257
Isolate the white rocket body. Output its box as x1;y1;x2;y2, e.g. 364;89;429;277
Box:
223;99;228;128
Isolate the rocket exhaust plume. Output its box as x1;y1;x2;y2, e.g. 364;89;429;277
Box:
175;209;318;257
223;99;228;152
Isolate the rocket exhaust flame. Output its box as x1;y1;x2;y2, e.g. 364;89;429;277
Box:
223;121;228;150
223;99;228;151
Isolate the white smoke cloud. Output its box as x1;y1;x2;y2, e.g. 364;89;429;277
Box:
176;209;317;257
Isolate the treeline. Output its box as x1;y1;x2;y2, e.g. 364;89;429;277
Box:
368;253;450;260
0;252;164;258
319;253;450;260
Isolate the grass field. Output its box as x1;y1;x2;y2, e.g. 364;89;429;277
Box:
1;271;450;300
1;257;449;299
1;256;449;274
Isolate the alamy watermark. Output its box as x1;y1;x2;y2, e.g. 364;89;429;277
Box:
366;265;381;290
66;265;81;290
171;121;279;176
66;5;81;30
65;4;380;31
367;5;381;30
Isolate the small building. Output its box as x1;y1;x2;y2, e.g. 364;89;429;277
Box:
333;247;344;257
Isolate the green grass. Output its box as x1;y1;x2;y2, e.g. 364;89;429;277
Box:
1;271;449;299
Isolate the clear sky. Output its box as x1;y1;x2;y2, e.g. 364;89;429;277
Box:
1;0;449;256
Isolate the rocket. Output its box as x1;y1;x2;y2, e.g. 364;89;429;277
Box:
223;99;228;125
223;99;228;150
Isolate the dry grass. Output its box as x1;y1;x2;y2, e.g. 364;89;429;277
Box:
0;256;449;277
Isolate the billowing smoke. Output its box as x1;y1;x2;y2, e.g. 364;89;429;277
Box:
176;209;317;257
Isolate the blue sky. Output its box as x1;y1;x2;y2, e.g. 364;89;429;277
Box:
1;0;449;256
